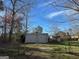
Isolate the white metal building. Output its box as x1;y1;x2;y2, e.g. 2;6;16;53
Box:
25;33;48;43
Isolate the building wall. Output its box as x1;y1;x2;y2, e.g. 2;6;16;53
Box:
25;33;48;43
71;35;79;41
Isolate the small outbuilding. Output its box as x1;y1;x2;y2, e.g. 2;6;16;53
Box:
25;26;48;43
25;33;48;43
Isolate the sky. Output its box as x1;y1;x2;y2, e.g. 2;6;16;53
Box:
1;0;78;35
28;0;72;34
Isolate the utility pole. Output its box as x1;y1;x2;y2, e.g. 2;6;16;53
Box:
25;3;32;43
4;7;7;41
68;28;73;52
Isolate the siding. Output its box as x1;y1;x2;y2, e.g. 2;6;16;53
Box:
25;33;48;43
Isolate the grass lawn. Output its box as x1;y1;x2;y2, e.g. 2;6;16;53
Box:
21;43;79;59
0;41;79;59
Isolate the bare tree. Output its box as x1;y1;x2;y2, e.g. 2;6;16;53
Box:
2;0;34;42
51;0;79;52
51;0;79;11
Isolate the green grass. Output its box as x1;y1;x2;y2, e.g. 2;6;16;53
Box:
21;43;79;59
0;42;79;59
60;41;79;46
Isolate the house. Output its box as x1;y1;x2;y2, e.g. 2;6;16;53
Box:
55;31;67;41
25;33;48;43
71;35;79;41
50;31;71;42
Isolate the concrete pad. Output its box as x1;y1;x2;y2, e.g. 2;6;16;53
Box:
0;56;9;59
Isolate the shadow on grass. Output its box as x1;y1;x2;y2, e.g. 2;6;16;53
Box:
66;52;79;56
0;46;49;59
10;55;48;59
